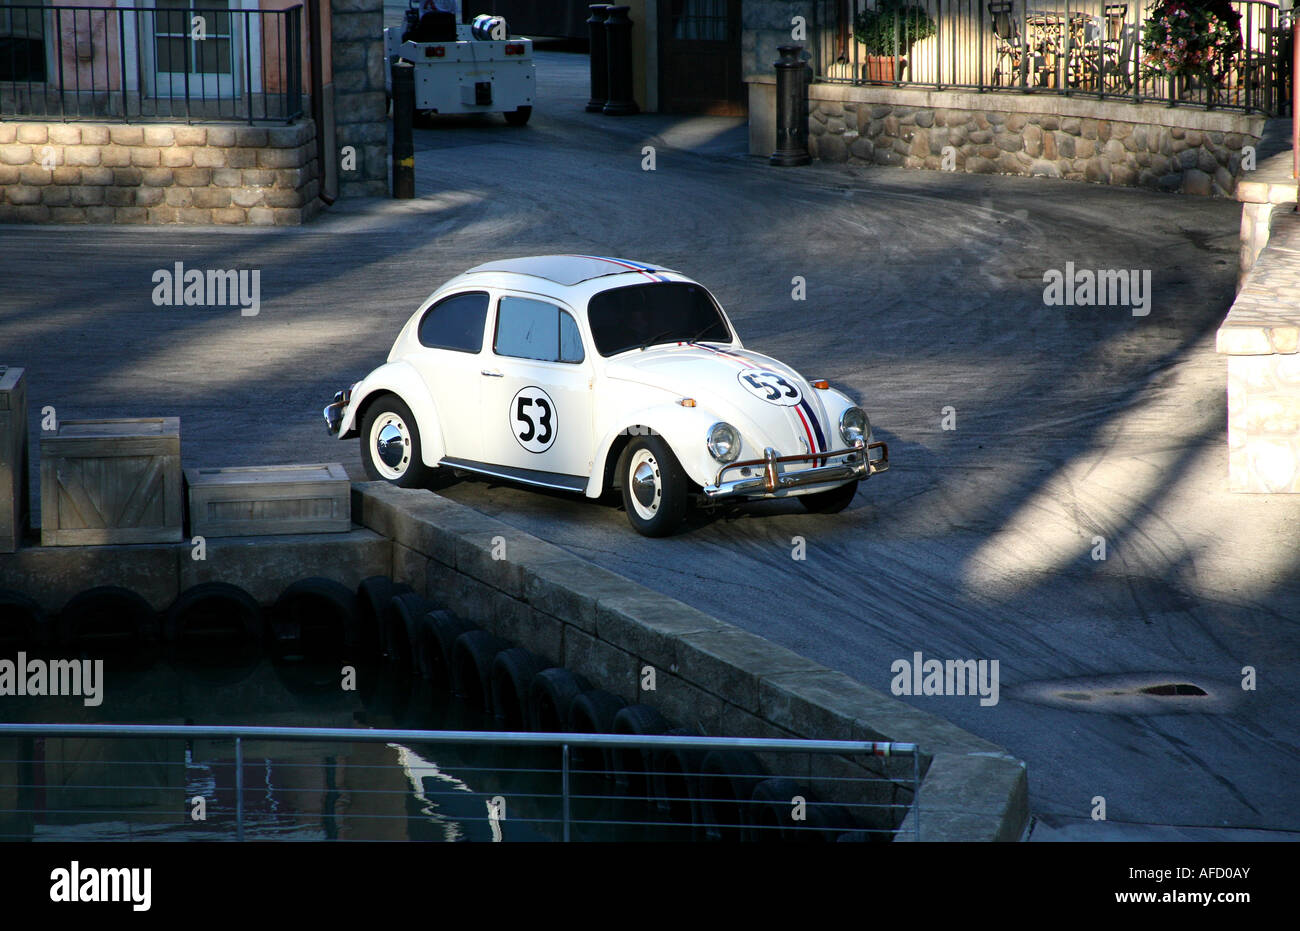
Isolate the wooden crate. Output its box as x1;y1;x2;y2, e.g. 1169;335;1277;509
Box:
185;463;351;538
0;367;29;553
40;417;183;546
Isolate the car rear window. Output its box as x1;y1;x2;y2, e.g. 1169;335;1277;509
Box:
587;282;731;357
418;291;489;353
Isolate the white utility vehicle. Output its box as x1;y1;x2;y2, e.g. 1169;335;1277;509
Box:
384;3;535;126
323;255;889;537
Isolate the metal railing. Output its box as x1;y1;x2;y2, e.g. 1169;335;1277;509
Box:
0;3;303;123
0;723;921;842
811;0;1293;115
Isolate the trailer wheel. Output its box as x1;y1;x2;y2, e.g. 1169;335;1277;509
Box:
504;106;531;126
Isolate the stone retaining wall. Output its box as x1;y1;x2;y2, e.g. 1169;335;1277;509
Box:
352;482;1030;841
1217;209;1300;493
1235;145;1299;281
0;120;320;225
805;85;1265;196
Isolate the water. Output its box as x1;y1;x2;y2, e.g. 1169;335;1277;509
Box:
0;650;668;842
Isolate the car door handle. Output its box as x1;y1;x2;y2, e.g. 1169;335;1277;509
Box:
481;369;504;377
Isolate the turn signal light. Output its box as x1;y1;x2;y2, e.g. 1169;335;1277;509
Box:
679;398;696;407
427;46;446;57
505;43;525;55
811;379;830;390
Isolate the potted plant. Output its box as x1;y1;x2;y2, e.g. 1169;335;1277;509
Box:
853;0;938;84
1140;0;1242;100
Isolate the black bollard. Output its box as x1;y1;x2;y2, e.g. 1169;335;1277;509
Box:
769;45;810;166
602;5;639;115
391;57;415;198
586;5;612;113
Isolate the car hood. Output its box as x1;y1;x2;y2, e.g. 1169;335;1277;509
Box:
604;343;839;461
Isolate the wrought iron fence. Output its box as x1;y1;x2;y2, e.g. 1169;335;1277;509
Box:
0;723;921;842
0;3;303;123
810;0;1292;115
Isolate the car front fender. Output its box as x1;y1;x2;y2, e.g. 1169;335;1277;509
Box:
337;360;446;467
586;403;725;497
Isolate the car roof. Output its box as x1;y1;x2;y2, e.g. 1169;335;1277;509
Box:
463;254;678;287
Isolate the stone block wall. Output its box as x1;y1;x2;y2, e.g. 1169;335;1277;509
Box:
0;120;320;224
1218;211;1300;494
805;86;1265;197
331;0;388;198
353;481;1031;841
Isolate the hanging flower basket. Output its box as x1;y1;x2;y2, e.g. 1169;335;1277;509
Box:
1140;0;1242;88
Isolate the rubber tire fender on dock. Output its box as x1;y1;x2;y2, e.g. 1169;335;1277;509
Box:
425;612;478;693
165;581;262;646
0;589;46;649
611;704;669;795
272;577;358;659
698;749;768;842
651;726;708;839
452;630;511;713
357;576;414;658
748;777;850;842
383;592;431;676
58;585;157;650
527;667;590;732
566;689;628;780
490;647;549;729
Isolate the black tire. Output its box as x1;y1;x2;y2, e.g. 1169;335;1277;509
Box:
698;749;768;841
527;667;589;732
567;689;628;780
651;726;707;838
58;586;157;651
503;105;531;126
271;577;357;660
618;435;690;537
165;582;262;647
359;393;434;488
382;592;430;676
451;630;510;713
357;576;413;658
0;590;46;650
611;704;668;796
425;611;478;693
490;647;548;729
798;479;859;514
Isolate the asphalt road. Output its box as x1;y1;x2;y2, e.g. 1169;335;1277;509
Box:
2;49;1297;840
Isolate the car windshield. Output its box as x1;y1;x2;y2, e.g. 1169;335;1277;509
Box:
586;282;731;357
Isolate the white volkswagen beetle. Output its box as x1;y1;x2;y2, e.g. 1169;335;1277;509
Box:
324;255;889;536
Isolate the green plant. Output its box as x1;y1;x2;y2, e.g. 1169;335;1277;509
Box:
852;0;937;57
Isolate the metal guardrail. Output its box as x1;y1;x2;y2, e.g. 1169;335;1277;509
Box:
0;3;303;123
0;724;921;842
811;0;1292;116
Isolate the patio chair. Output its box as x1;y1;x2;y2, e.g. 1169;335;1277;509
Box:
988;1;1023;87
1099;5;1134;92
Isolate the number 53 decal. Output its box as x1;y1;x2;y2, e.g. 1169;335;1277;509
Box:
511;386;558;453
737;368;803;407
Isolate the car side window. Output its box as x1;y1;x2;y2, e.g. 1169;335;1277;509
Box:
418;291;489;353
495;296;585;364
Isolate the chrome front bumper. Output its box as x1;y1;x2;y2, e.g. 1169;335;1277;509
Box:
702;439;889;499
323;386;352;436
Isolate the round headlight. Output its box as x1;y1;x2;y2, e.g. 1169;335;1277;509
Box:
840;407;870;444
707;422;741;463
